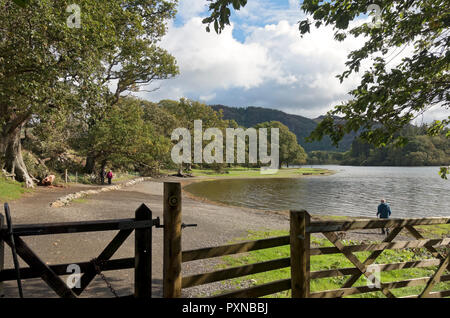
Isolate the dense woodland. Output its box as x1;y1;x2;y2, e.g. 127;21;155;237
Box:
8;96;309;182
305;124;450;166
341;126;450;166
211;105;358;152
15;95;450;186
211;106;449;167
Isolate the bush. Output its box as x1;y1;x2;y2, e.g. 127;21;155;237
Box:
22;150;49;179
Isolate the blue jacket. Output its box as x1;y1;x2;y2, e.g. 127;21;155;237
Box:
377;203;391;218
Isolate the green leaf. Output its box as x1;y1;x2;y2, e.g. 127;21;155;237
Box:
12;0;30;7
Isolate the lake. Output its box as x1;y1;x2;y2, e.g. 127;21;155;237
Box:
184;166;450;218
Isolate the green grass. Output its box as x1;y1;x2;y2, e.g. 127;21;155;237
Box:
415;224;450;238
0;176;32;203
71;198;88;204
188;167;332;178
215;230;450;298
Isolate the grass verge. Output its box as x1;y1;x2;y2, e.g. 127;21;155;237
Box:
0;176;32;203
162;167;333;178
215;230;450;298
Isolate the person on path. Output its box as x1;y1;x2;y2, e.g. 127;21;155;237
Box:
377;199;392;235
107;170;113;185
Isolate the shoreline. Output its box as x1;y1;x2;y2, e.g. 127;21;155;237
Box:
177;168;363;222
176;173;449;239
179;167;335;213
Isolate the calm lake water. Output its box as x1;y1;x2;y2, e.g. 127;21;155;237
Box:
184;166;450;218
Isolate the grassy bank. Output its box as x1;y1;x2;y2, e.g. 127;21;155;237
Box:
215;229;450;298
0;176;32;203
163;167;333;178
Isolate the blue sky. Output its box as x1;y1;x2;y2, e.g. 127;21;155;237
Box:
173;0;303;42
135;0;446;122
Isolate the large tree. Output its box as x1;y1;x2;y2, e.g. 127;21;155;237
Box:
202;0;450;177
0;0;178;186
254;121;307;168
73;97;172;175
159;98;232;172
0;0;116;186
72;0;178;174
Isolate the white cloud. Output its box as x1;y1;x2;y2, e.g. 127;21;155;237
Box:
141;18;281;94
139;17;366;118
135;5;447;122
176;0;209;22
199;92;216;102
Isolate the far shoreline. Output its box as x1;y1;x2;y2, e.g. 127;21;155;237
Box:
178;167;336;217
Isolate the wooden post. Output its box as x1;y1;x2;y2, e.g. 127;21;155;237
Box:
290;210;310;298
134;204;152;299
75;172;78;184
163;182;182;298
0;213;4;297
65;169;68;183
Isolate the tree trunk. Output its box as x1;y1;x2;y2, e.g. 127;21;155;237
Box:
3;124;34;188
84;153;96;174
100;159;107;171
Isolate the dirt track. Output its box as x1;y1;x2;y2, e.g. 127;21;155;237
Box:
1;178;290;298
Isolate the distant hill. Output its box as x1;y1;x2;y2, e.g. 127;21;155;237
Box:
210;105;358;152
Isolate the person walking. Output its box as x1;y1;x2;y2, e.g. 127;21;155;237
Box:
107;170;113;185
377;199;392;235
100;169;106;185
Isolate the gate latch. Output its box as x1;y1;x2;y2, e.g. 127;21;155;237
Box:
153;217;197;230
181;223;197;230
154;217;164;229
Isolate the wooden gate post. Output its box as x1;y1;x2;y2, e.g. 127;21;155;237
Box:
290;210;310;298
163;182;182;298
134;204;152;298
0;213;4;297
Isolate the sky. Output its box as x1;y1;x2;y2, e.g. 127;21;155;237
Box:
135;0;447;122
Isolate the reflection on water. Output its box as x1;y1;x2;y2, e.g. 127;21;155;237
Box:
184;166;450;218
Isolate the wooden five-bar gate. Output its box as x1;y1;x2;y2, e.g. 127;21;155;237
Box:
1;182;449;298
0;203;158;298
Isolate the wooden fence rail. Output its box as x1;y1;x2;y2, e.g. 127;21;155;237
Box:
163;186;450;298
0;203;156;298
292;211;450;298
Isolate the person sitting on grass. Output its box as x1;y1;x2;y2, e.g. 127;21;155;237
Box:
377;199;392;235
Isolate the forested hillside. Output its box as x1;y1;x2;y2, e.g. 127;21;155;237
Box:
210;105;358;152
343;130;450;166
